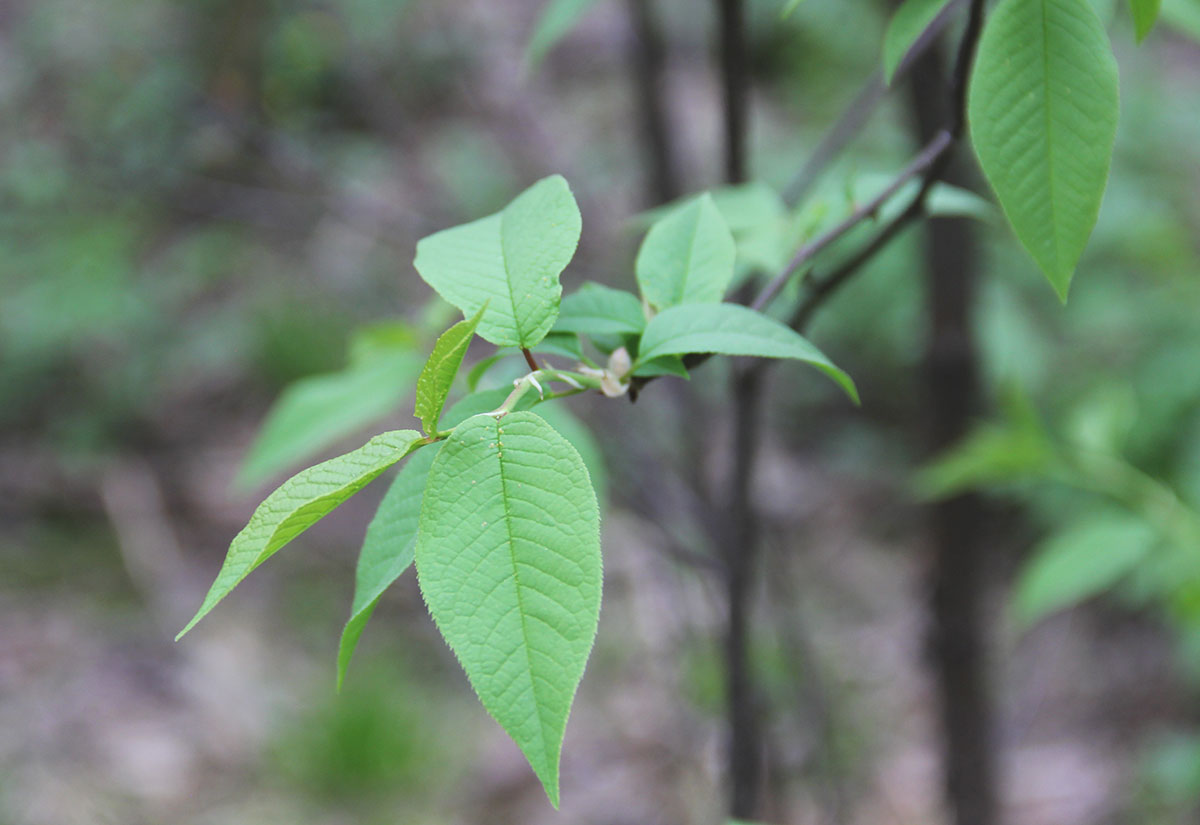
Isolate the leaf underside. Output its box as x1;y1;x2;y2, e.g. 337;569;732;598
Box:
637;303;858;403
178;430;425;639
337;442;441;690
968;0;1119;301
415;411;602;807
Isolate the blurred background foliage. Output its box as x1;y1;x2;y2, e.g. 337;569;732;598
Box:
1;0;1199;823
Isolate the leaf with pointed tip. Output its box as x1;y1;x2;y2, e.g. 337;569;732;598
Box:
416;412;601;807
414;175;582;347
968;0;1119;300
637;303;858;402
1130;0;1162;40
178;430;426;639
632;355;689;379
882;0;956;84
337;443;441;690
415;307;485;435
554;283;646;336
525;0;602;68
1015;513;1156;627
636;193;736;311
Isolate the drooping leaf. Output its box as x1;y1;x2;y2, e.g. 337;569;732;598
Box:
636;303;858;402
525;0;602;69
178;430;426;639
415;307;485;436
636;193;736;311
337;443;441;690
236;350;421;490
882;0;956;84
968;0;1120;300
1130;0;1162;40
555;283;646;336
1014;513;1156;627
416;412;602;806
414;175;582;347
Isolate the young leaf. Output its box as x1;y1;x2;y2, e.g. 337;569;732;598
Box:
525;0;601;68
415;307;486;435
414;175;582;347
882;0;955;85
554;282;646;336
968;0;1119;301
416;412;602;807
337;443;441;690
178;430;425;639
1130;0;1162;41
636;303;858;403
636;193;736;311
632;354;690;379
1014;513;1156;627
236;350;421;490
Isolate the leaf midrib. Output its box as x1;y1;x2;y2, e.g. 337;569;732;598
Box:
494;418;554;776
1039;0;1063;277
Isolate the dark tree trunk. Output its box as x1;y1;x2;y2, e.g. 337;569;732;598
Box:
626;0;681;205
907;41;999;825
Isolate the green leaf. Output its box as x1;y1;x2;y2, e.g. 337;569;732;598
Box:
636;304;858;402
708;182;788;233
466;352;510;391
555;283;646;336
1130;0;1162;40
178;430;426;639
337;443;441;690
631;354;690;379
1161;0;1200;41
415;307;486;435
236;351;421;490
416;412;601;806
883;0;955;85
525;0;601;69
1014;513;1156;627
636;193;736;311
967;0;1120;301
414;175;582;347
532;332;584;362
781;0;806;18
534;404;608;508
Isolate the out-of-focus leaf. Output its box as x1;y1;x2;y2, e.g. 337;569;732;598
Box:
525;0;602;69
237;350;422;490
1130;0;1163;40
883;0;956;84
1014;512;1156;627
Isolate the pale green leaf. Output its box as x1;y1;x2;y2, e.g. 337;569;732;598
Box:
709;182;788;233
781;0;806;18
636;304;858;402
1015;513;1156;627
1130;0;1162;40
236;352;421;490
883;0;955;84
532;332;584;362
968;0;1119;300
337;443;441;690
416;412;601;806
415;307;485;435
636;194;736;311
1161;0;1200;41
414;175;582;347
526;0;601;69
178;430;426;639
555;283;646;336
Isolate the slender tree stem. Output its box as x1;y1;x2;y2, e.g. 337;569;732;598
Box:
627;0;681;204
717;0;749;183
